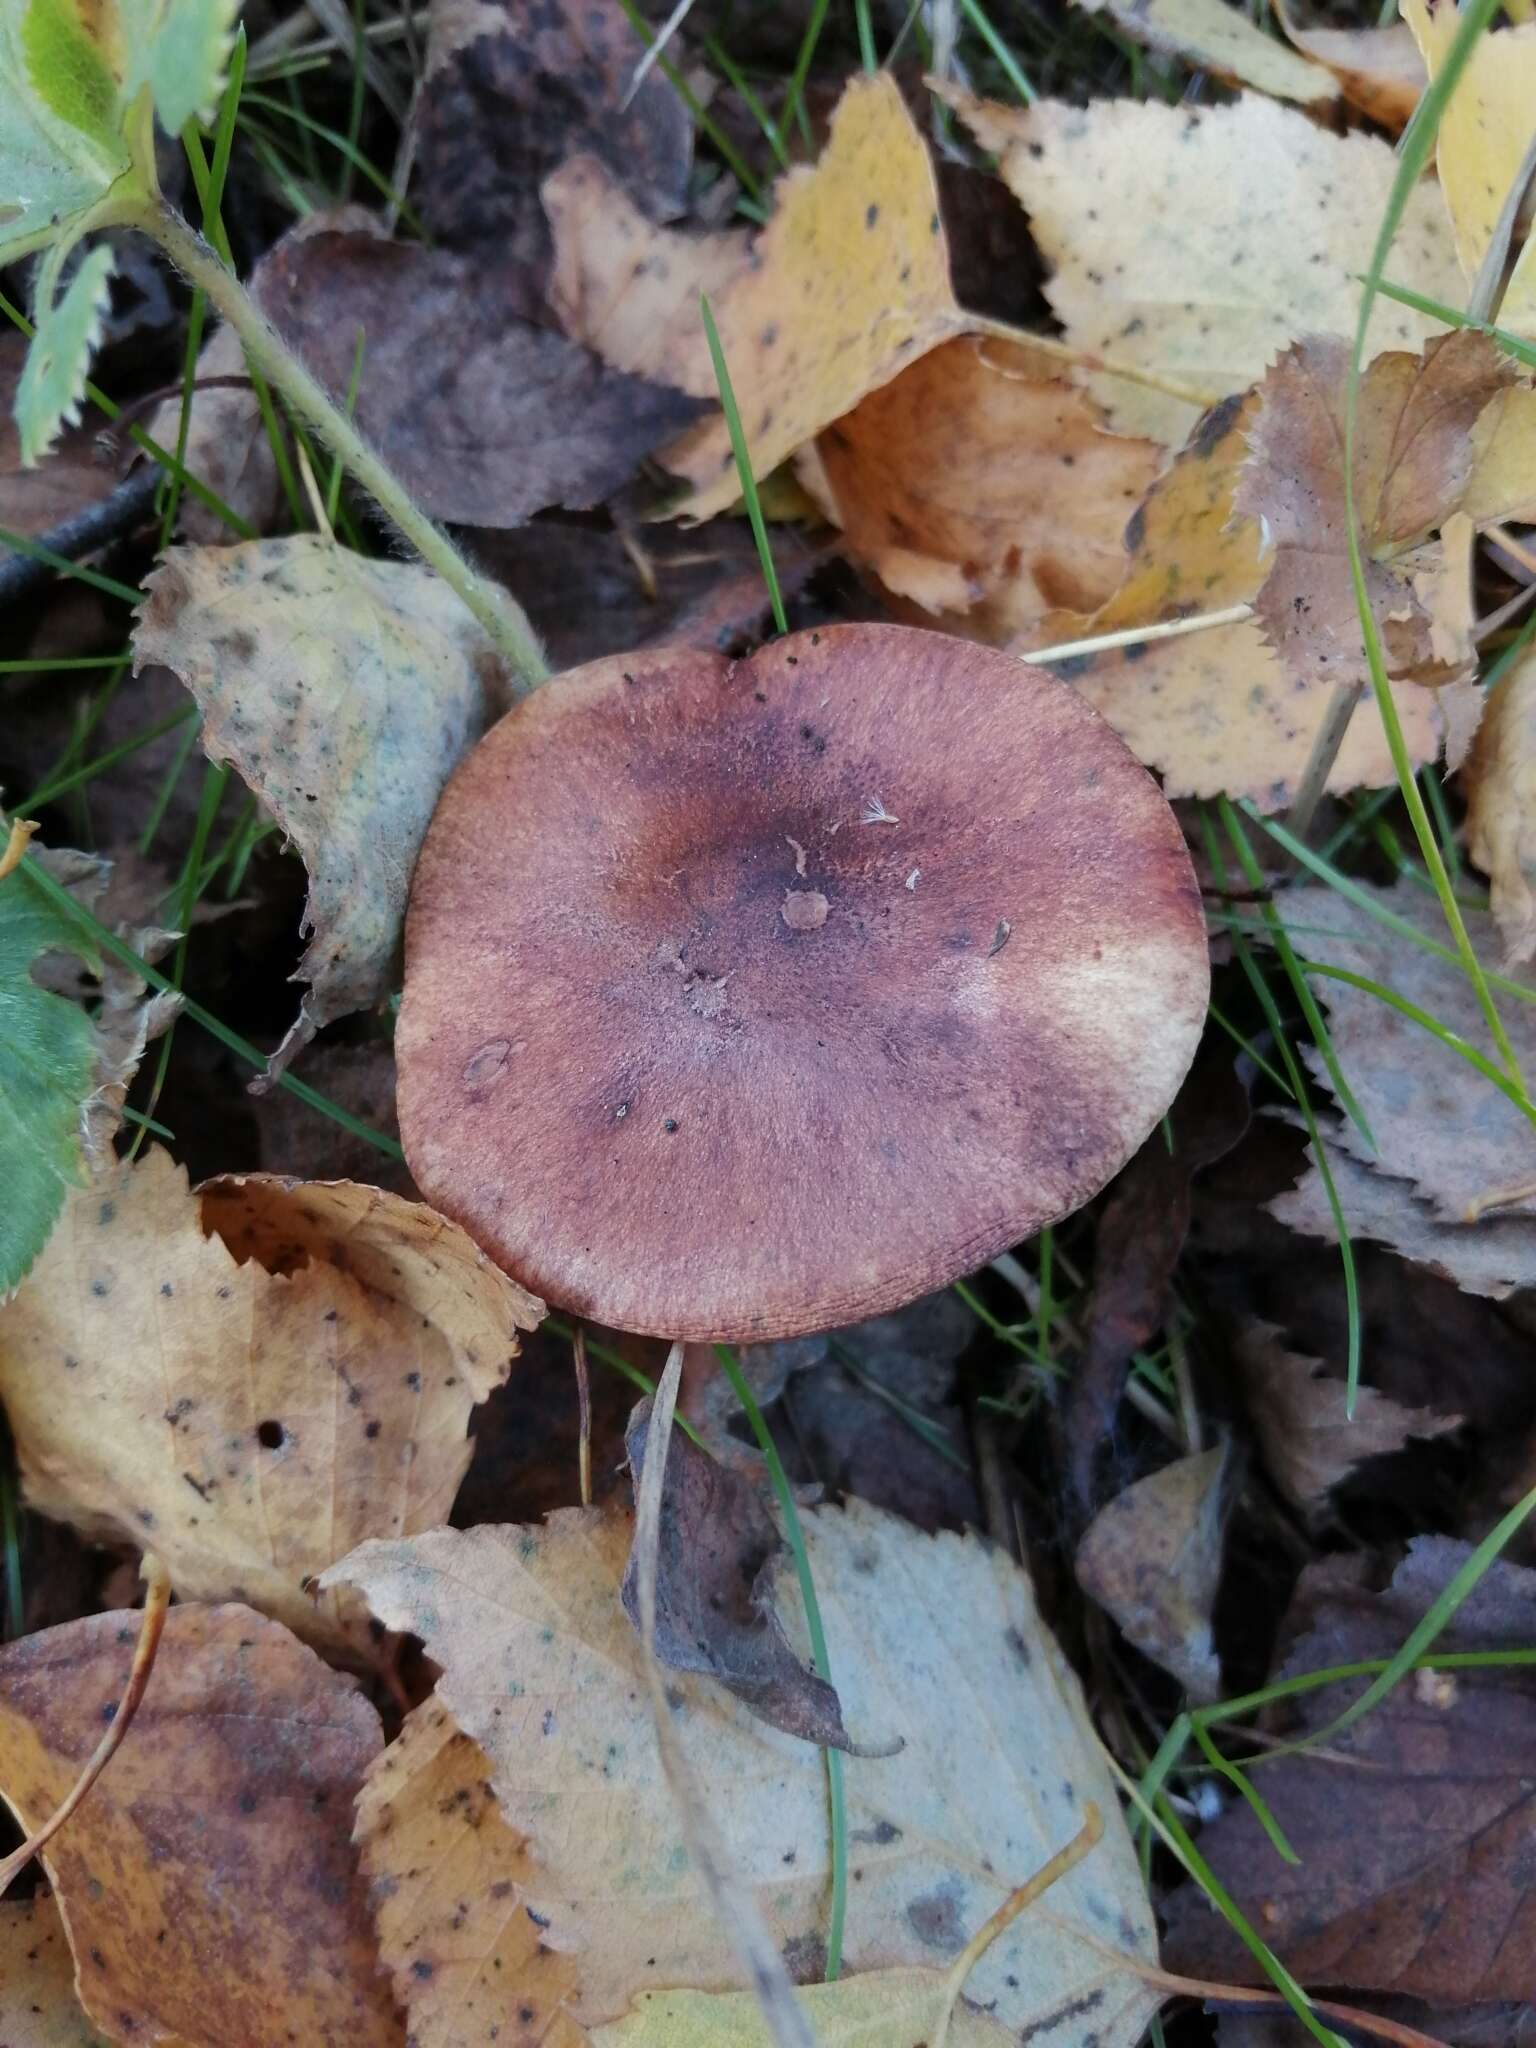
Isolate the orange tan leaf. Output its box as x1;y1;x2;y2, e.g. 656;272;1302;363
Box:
1274;1;1424;127
1074;0;1336;103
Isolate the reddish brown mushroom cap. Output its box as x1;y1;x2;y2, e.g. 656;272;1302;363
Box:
397;623;1209;1341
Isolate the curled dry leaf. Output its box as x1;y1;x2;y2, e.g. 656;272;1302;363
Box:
809;334;1163;645
1232;1319;1459;1516
590;1975;1016;2046
1402;0;1536;332
620;1396;854;1750
0;1602;401;2045
252;231;706;530
1269;881;1536;1222
326;1500;1162;2040
935;88;1463;444
131;535;514;1078
1072;0;1336;103
415;0;691;270
1466;645;1536;965
1162;1537;1536;1999
1236;332;1536;691
545;73;970;519
0;1146;540;1654
0;1895;110;2046
1075;1447;1228;1702
356;1699;583;2048
0;840;177;1297
1037;394;1444;806
1273;0;1425;128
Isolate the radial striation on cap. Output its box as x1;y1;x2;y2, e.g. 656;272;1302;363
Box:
397;623;1209;1341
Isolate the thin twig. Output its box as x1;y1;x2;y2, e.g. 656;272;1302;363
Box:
1020;604;1253;667
573;1325;593;1509
0;1553;172;1897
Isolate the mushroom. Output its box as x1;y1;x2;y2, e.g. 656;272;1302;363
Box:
396;623;1209;1343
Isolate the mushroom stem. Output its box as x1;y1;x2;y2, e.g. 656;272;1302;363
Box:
1020;603;1253;666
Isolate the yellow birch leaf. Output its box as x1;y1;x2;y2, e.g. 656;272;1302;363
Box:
1274;0;1424;127
591;1975;1017;2047
545;72;969;519
1074;0;1336;104
0;1897;113;2046
1466;645;1536;963
1402;0;1536;332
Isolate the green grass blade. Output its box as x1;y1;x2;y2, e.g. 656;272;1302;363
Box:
700;294;788;636
1369;275;1536;369
958;0;1038;101
1189;1720;1300;1866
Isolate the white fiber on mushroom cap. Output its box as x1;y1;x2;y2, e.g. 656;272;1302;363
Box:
397;623;1209;1341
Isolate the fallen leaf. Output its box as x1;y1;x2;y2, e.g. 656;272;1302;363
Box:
0;1895;110;2046
1274;1;1425;127
1232;1318;1460;1515
1063;1048;1250;1511
1403;0;1536;332
415;0;691;272
590;1974;1016;2046
0;1145;540;1654
1270;1126;1536;1301
1270;880;1536;1221
252;231;705;529
145;315;285;543
326;1500;1163;2038
1039;393;1446;805
1163;1537;1536;1999
546;73;970;518
1236;332;1536;690
809;335;1163;643
937;88;1465;443
248;1039;414;1195
1073;0;1336;103
356;1698;583;2048
1467;646;1536;964
620;1396;854;1749
0;841;176;1296
1077;1447;1228;1700
0;1600;402;2043
131;534;514;1076
15;246;114;468
0;331;119;539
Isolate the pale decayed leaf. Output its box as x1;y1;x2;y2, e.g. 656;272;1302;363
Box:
1037;393;1445;806
0;1897;111;2046
0;1602;402;2045
1076;1447;1227;1702
810;335;1163;645
1233;1319;1460;1515
356;1700;585;2048
936;88;1464;443
591;1975;1016;2046
545;72;969;519
1274;0;1425;127
132;535;514;1077
15;245;114;466
0;2;129;265
0;842;175;1299
1466;645;1536;964
0;1146;541;1654
1403;0;1536;333
326;1500;1162;2041
1073;0;1335;104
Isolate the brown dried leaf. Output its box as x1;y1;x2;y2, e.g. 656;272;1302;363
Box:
1236;333;1536;691
252;232;705;530
810;335;1163;644
1040;394;1445;806
1467;645;1536;965
620;1398;853;1749
132;536;514;1076
1270;881;1536;1221
545;74;969;519
0;1146;540;1655
936;88;1463;443
1274;1;1425;127
1162;1538;1536;2000
0;1602;402;2044
356;1699;583;2048
1075;1447;1228;1701
416;0;691;271
326;1501;1162;2039
0;1896;111;2046
1232;1319;1460;1515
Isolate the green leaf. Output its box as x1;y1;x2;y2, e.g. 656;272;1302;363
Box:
117;0;238;134
0;853;99;1297
0;0;128;262
15;240;113;464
